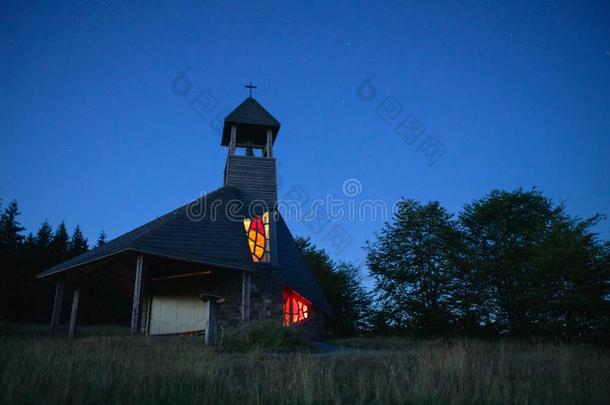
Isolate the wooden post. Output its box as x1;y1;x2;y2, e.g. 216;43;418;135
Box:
241;272;251;323
130;254;144;335
229;126;237;155
140;296;151;335
270;209;279;266
49;279;64;337
205;300;217;345
68;288;80;338
265;129;273;158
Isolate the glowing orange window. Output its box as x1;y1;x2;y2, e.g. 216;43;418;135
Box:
243;212;270;262
283;288;311;326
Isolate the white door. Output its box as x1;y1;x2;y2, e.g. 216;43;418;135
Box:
148;294;209;335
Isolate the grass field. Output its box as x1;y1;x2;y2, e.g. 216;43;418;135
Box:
1;323;609;404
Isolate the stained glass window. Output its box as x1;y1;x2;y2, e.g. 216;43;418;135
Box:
283;288;310;326
243;212;270;262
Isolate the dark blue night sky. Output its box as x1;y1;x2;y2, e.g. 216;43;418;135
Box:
1;1;609;276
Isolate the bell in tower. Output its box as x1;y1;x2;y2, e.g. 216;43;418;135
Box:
221;82;280;158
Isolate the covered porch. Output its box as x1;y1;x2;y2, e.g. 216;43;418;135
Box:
45;250;253;344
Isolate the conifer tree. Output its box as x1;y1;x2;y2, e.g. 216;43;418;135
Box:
69;225;89;255
35;221;53;250
26;221;57;322
95;230;107;248
0;200;25;251
50;222;70;265
0;200;26;320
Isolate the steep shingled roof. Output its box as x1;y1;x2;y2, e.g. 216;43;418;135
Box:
225;97;280;127
37;186;332;316
275;217;333;316
221;97;281;146
37;186;252;278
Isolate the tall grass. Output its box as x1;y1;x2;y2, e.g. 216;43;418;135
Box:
1;324;609;404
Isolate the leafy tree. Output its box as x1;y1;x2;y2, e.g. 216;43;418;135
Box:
366;199;462;336
459;189;609;339
296;237;372;336
69;225;89;254
333;261;374;333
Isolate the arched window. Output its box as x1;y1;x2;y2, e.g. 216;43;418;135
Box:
283;288;311;326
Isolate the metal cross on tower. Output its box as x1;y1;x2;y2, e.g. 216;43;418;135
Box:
245;81;257;97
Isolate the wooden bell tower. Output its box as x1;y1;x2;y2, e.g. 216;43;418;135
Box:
221;89;281;265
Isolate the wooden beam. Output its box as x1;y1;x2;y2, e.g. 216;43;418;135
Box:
68;288;80;338
49;279;64;337
130;254;144;335
241;272;251;323
229;126;237;155
270;209;279;266
151;270;211;281
205;300;217;345
265;129;273;158
141;296;151;335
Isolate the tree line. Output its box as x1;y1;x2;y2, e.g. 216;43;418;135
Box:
364;189;609;341
0;197;372;333
1;189;608;341
0;200;125;324
287;189;608;341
